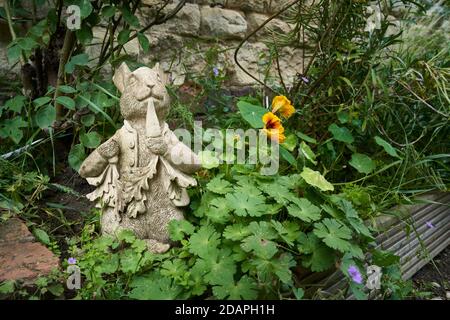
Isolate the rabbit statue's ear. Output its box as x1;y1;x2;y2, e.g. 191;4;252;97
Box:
113;62;131;93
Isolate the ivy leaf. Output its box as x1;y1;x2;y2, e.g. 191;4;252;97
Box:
223;223;251;241
328;123;354;144
188;225;220;258
349;153;375;174
68;144;86;171
80;131;101;148
237;100;267;128
225;193;269;217
168;219;195;241
300;167;334;192
212;275;257;300
297;232;335;272
287;198;322;222
313;218;352;252
375;136;400;158
206;174;232;194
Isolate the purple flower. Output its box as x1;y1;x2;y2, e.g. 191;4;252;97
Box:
68;257;77;265
426;221;435;229
301;76;310;84
348;265;363;284
213;67;219;77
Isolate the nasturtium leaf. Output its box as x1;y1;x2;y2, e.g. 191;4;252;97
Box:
33;96;51;108
349;153;375;174
313;218;352;252
80;114;95;127
328;123;354;144
137;33;150;53
374;136;400;158
5;95;27;112
223;223;251;241
56;96;75;110
212;275;257;300
237;100;267;128
73;0;93;18
188;225;220;258
33;228;50;245
198;150;220;169
68;143;86;171
35;104;56;128
287;198;322;222
80;131;101;148
297;232;336;272
168;219;195;241
206;174;232;194
225;193;269;217
76;24;93;45
300;167;334;191
101;5;116;18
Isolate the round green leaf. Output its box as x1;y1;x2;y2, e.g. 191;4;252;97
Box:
35;104;56;128
237;101;267;129
349;153;375;174
68;144;86;171
80;131;101;148
300;167;334;191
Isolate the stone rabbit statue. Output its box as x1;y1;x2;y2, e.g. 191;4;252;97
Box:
79;62;201;253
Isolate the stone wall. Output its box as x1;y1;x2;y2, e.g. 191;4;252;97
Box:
100;0;306;88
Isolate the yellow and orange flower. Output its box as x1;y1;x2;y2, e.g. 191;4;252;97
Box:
262;112;286;143
271;95;295;119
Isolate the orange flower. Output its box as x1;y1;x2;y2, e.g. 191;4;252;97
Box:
262;112;286;143
271;95;295;119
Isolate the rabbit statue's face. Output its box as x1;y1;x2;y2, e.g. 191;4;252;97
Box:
113;63;171;121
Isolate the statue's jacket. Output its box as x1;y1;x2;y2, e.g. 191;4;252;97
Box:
84;120;197;220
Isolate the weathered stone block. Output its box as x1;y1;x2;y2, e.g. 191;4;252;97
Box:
246;12;292;38
147;3;201;36
200;6;247;39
